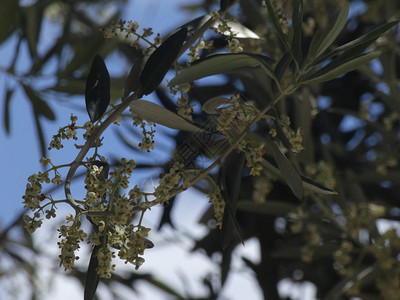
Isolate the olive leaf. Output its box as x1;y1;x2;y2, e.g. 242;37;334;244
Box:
313;20;398;66
170;53;276;86
3;87;14;134
264;0;291;52
292;0;303;64
124;55;144;97
302;51;381;84
84;245;100;300
140;27;188;95
85;55;110;122
270;141;303;199
202;97;231;114
130;100;201;132
307;2;349;63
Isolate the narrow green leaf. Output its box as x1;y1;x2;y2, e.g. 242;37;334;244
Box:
130;100;201;132
220;152;246;250
84;245;100;300
314;20;398;65
23;85;55;120
300;176;338;195
264;0;291;51
309;2;350;62
237;200;297;216
23;2;44;59
292;0;303;64
307;28;324;60
140;27;188;95
124;55;144;97
3;87;14;134
202;97;231;114
170;53;276;86
303;51;381;84
271;141;303;199
33;111;47;158
0;0;19;43
324;265;380;300
274;52;292;80
85;55;110;122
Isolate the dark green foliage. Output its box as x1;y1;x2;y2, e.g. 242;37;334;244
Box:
140;27;188;95
85;55;111;122
84;245;100;300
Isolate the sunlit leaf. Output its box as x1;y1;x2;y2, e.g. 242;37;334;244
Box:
140;27;188;95
85;55;110;122
130;100;201;132
271;141;303;199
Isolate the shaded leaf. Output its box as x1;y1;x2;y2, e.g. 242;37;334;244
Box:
324;265;380;300
140;27;188;95
237;200;297;216
314;20;398;65
130;100;201;132
85;55;111;122
84;245;100;300
271;141;303;199
0;0;19;44
292;0;303;64
33;111;47;158
23;85;55;121
23;2;43;60
202;97;231;114
261;159;337;195
220;0;235;11
303;51;381;84
308;2;349;62
265;0;291;51
124;55;144;97
300;176;338;195
219;152;246;250
170;53;276;86
275;53;292;81
3;87;14;134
